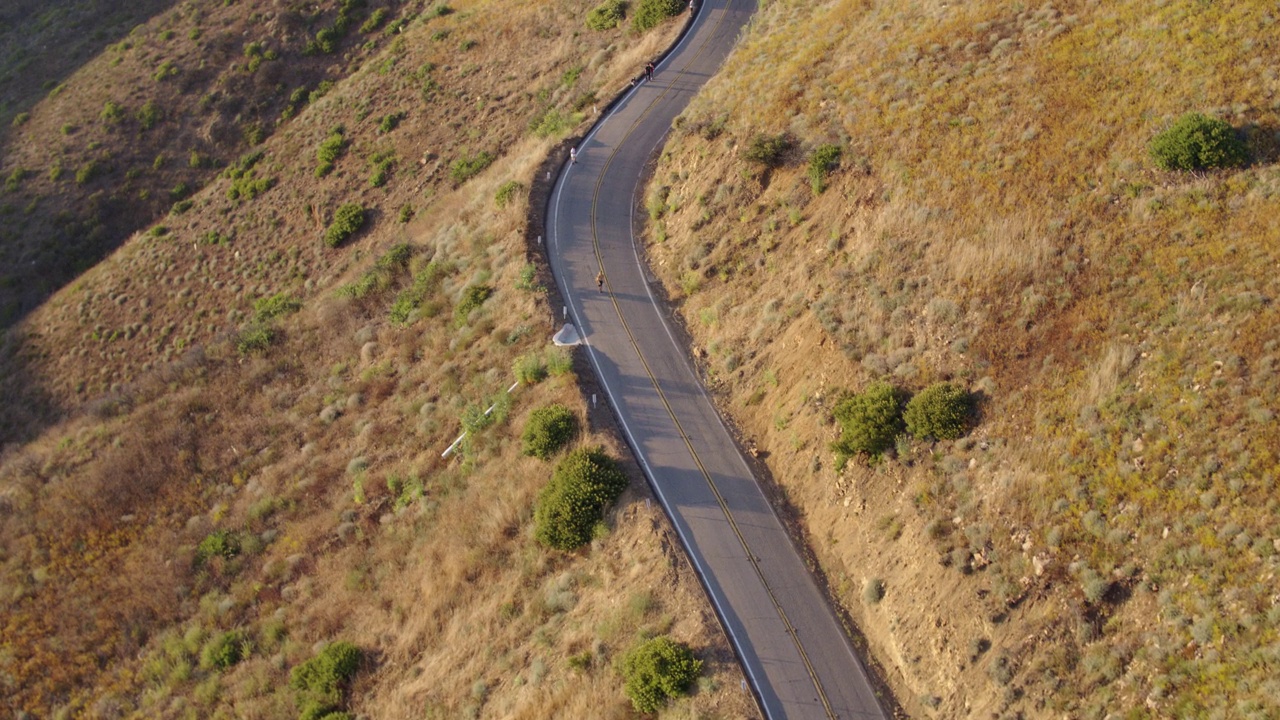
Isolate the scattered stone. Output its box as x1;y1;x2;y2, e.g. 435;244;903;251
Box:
319;405;341;423
360;341;379;364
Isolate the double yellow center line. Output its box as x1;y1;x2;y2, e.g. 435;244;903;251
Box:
581;5;837;717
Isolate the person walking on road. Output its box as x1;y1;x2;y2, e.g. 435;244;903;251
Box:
645;62;655;82
570;146;578;164
596;271;604;292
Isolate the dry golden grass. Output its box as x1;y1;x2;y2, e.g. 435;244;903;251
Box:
649;0;1280;717
0;1;755;718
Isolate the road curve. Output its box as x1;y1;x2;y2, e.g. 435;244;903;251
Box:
546;3;890;718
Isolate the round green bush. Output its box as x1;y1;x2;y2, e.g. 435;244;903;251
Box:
200;631;246;670
534;447;628;550
903;382;973;441
743;133;791;167
832;382;906;458
291;641;363;707
1149;112;1246;172
522;404;578;460
324;203;367;248
618;636;703;713
195;529;241;566
632;0;682;32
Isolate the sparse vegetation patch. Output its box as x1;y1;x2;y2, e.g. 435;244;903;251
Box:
315;128;348;177
450;150;494;184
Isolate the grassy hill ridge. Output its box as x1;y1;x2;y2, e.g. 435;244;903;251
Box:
648;0;1280;716
0;0;758;717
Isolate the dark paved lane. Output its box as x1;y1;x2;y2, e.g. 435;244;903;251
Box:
547;3;890;718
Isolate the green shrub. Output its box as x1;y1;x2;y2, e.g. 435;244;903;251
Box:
529;107;581;138
618;636;702;713
291;641;363;709
832;382;906;459
450;150;494;184
494;180;523;208
136;100;162;130
195;530;241;566
367;149;396;187
253;293;302;322
514;352;549;384
744;133;791;167
632;0;682;32
807;143;842;194
223;149;270;201
325;203;366;247
75;160;102;185
236;324;279;354
377;111;406;134
545;347;574;376
316;129;348;177
522;404;577;459
11;112;29;127
153;59;178;81
534;446;628;550
903;382;973;441
226;168;274;202
310;80;335;104
389;260;443;323
343;245;423;301
4;167;27;193
100;100;125;124
1149;112;1246;171
586;0;627;30
200;631;246;670
453;284;492;325
360;8;387;32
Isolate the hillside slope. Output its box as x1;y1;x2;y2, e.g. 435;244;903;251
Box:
0;0;758;717
648;0;1280;717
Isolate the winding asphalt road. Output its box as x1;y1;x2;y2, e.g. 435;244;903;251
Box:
546;3;891;719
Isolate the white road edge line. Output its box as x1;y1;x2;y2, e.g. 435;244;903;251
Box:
545;13;776;714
